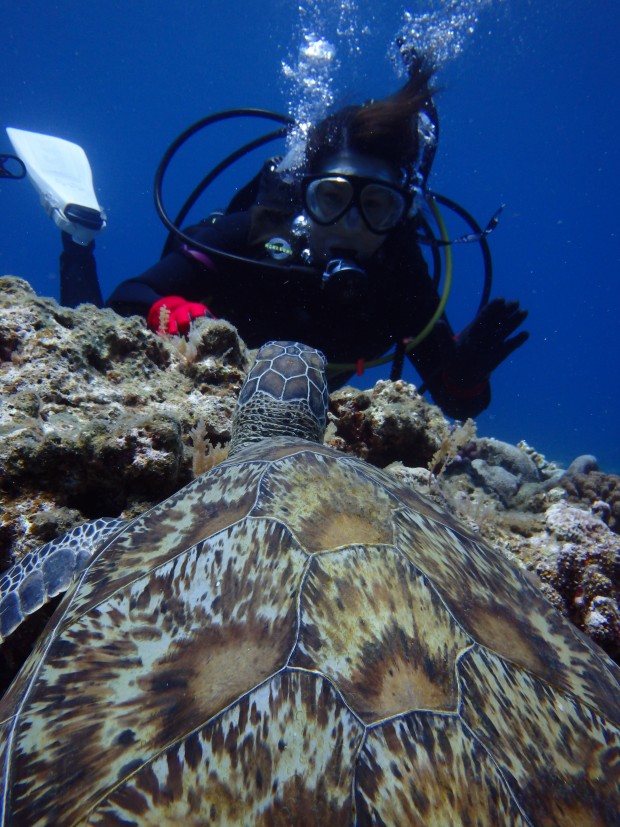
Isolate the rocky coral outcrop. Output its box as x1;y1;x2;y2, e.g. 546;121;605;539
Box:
328;378;451;467
1;275;619;689
0;277;248;565
559;469;620;533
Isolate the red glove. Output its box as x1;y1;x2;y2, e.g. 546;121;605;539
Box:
147;295;214;335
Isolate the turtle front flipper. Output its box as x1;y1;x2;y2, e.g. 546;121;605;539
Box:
0;517;126;643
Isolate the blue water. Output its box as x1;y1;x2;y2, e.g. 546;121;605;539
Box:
1;1;618;473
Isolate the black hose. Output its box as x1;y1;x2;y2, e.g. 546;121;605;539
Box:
0;154;26;180
154;109;292;260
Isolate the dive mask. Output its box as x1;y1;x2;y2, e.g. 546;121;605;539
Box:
302;173;411;234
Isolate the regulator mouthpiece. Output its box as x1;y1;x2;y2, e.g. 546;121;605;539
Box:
322;258;368;303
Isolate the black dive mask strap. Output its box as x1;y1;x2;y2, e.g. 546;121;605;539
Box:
0;154;26;180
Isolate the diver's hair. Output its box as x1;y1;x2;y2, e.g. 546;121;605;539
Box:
303;58;436;176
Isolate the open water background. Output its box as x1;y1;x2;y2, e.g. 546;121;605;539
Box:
1;1;618;472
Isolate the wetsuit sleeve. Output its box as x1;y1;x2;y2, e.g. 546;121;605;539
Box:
409;319;491;420
59;232;103;308
105;251;199;318
394;237;490;420
105;212;252;318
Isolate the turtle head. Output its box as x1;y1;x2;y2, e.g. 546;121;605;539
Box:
229;341;330;455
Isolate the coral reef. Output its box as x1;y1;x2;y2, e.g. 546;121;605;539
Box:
1;275;619;690
0;277;248;565
328;379;451;467
559;469;620;533
522;502;620;661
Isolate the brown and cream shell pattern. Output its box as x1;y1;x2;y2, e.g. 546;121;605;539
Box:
0;342;619;826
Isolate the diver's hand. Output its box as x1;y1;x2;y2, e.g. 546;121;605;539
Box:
147;295;214;335
447;298;529;385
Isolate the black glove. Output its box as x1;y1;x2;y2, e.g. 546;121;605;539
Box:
447;298;529;386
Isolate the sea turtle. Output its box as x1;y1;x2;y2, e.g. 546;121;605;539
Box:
0;340;619;826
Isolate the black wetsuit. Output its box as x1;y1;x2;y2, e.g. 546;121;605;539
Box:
61;168;490;419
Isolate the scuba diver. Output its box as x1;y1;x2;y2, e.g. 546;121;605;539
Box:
5;56;528;419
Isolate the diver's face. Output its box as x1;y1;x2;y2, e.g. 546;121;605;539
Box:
304;151;402;263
